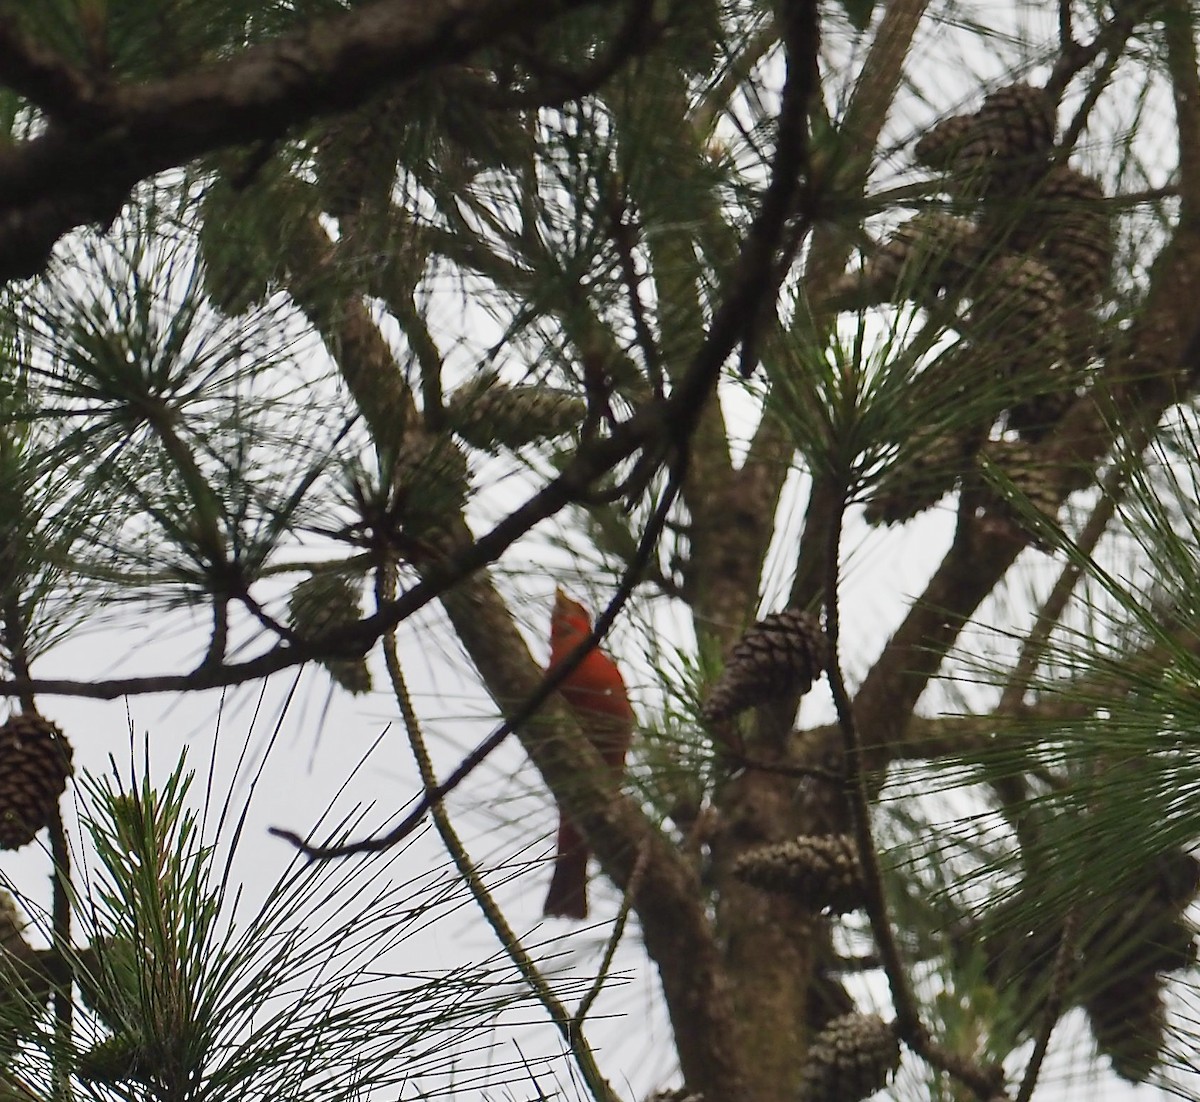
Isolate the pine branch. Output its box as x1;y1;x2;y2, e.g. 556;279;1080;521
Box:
0;0;611;281
824;483;1002;1100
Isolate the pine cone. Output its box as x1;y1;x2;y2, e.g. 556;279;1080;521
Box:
0;891;47;1061
966;254;1066;373
797;1013;900;1102
972;83;1056;195
1110;913;1197;977
1084;971;1165;1084
76;1034;156;1086
391;432;469;537
864;430;975;526
978;439;1061;544
917;84;1055;200
196;174;292;317
824;213;984;310
0;713;72;850
1029;166;1114;304
914;113;975;171
312;106;401;219
446;373;586;450
1005;379;1078;441
733;835;865;914
701;610;827;723
0;893;29;962
1148;848;1200;910
288;572;372;694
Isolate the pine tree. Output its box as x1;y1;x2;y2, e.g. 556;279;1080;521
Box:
0;2;1195;1101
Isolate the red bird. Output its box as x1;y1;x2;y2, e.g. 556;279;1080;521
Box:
543;588;635;919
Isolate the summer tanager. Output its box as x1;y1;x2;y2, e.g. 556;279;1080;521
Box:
542;588;635;919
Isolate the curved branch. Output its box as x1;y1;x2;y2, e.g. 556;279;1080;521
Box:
0;0;608;281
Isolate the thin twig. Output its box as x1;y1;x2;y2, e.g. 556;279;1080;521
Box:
575;841;647;1024
605;189;663;397
1058;43;1126;155
1015;908;1078;1102
737;0;818;377
376;564;622;1102
48;808;72;1102
823;482;1002;1100
1044;1;1143;103
734;754;843;784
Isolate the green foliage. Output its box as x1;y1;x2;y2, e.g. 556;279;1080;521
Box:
0;753;559;1102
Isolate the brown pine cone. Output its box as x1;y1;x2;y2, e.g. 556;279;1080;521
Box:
1030;166;1114;304
972;83;1056;194
1005;377;1079;441
966;254;1066;373
914;113;975;171
312;105;401;219
0;713;73;850
835;214;984;309
917;84;1055;200
978;439;1061;546
288;572;372;695
797;1013;900;1102
824;213;984;310
1084;970;1165;1084
864;429;976;526
733;835;866;914
701;610;827;723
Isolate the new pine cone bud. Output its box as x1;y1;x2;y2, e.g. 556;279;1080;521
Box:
288;572;372;694
446;373;586;450
390;433;469;539
1084;971;1166;1084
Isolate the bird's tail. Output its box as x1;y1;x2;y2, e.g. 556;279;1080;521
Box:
543;817;589;919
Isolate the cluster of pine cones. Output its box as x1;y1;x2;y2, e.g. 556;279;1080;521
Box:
0;711;72;850
827;83;1114;532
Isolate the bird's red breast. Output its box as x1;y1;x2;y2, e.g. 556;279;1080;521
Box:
549;589;635;724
